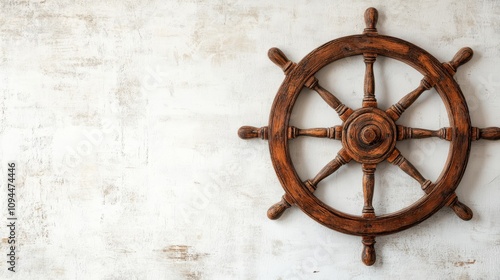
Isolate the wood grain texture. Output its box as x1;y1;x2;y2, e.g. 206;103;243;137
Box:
362;164;376;218
361;236;376;266
362;53;377;108
386;76;433;121
305;78;354;121
472;127;500;141
397;126;453;141
267;194;293;220
443;47;474;75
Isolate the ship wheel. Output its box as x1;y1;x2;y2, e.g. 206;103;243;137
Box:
238;7;500;265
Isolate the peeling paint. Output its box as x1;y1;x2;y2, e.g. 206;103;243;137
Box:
162;245;209;262
454;259;476;267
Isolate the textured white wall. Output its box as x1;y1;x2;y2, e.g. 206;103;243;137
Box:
0;0;499;279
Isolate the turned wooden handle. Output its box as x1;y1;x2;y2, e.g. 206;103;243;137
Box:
268;47;294;74
397;126;453;141
267;195;292;220
364;7;378;32
362;164;376;217
238;126;268;140
479;127;500;140
448;196;473;221
449;47;473;70
361;236;376;266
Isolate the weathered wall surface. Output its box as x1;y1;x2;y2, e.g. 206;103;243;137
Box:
0;0;499;279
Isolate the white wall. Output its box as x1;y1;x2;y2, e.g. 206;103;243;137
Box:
1;0;499;279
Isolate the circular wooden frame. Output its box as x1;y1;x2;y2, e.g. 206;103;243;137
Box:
268;33;471;236
238;8;500;265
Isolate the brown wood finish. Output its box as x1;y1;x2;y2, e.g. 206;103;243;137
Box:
238;7;500;265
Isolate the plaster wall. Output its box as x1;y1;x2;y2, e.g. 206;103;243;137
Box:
0;0;499;279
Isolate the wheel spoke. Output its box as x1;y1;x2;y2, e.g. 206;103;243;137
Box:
386;149;474;221
362;53;377;108
268;47;354;122
306;148;352;190
359;10;379;267
304;77;354;121
362;163;376;218
386;149;432;191
289;126;342;140
386;76;433;121
268;147;350;220
238;126;344;140
397;125;452;141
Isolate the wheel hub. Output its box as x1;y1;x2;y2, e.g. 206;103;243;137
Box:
342;107;396;164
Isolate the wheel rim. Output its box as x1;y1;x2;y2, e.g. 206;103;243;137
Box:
268;34;472;236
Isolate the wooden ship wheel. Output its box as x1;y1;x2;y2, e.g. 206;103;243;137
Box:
238;7;500;265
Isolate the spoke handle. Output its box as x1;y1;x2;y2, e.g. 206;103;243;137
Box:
363;7;378;33
447;194;473;221
450;47;473;70
361;236;376;266
268;47;295;74
444;47;473;75
238;126;268;140
267;194;292;220
472;127;500;141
